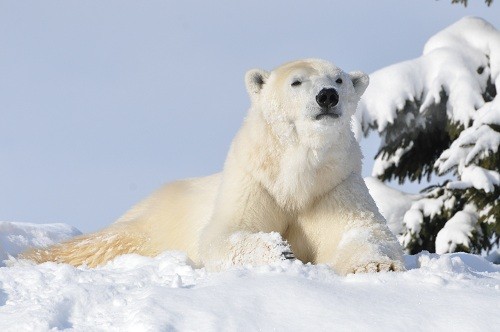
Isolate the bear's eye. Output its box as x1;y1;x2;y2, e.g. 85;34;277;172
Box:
291;80;302;87
336;78;343;84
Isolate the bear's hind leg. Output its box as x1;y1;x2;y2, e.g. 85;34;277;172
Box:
19;224;149;268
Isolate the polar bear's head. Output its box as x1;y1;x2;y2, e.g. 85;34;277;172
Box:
245;59;368;147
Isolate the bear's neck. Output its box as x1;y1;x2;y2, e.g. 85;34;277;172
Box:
230;108;362;211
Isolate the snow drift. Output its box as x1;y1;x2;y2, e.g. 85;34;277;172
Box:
1;222;499;331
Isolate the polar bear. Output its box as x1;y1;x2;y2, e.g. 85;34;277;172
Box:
21;59;405;275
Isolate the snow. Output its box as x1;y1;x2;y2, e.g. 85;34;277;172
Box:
447;165;500;193
357;16;500;134
487;250;500;264
371;142;414;178
435;206;478;254
436;99;500;180
1;222;499;331
363;180;495;259
397;189;467;252
355;17;499;256
364;177;420;235
401;209;424;239
355;17;500;194
0;221;81;262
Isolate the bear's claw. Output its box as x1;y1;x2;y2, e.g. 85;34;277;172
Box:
282;251;295;260
353;261;405;274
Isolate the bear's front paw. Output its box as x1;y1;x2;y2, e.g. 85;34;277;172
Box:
228;231;293;266
202;231;294;271
352;260;405;274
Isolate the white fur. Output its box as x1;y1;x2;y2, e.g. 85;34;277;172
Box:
21;59;404;275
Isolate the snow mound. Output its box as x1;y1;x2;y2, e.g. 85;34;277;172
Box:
1;222;499;330
2;251;499;331
0;221;81;264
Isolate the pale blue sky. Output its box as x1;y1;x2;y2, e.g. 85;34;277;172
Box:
1;1;498;233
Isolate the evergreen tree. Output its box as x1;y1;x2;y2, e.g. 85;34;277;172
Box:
356;17;499;255
450;0;493;7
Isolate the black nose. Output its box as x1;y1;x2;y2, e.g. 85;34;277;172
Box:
316;88;339;108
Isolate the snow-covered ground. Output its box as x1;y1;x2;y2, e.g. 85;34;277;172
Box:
1;221;499;331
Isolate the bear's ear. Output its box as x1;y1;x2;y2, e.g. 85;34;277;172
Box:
349;71;369;97
245;69;270;98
